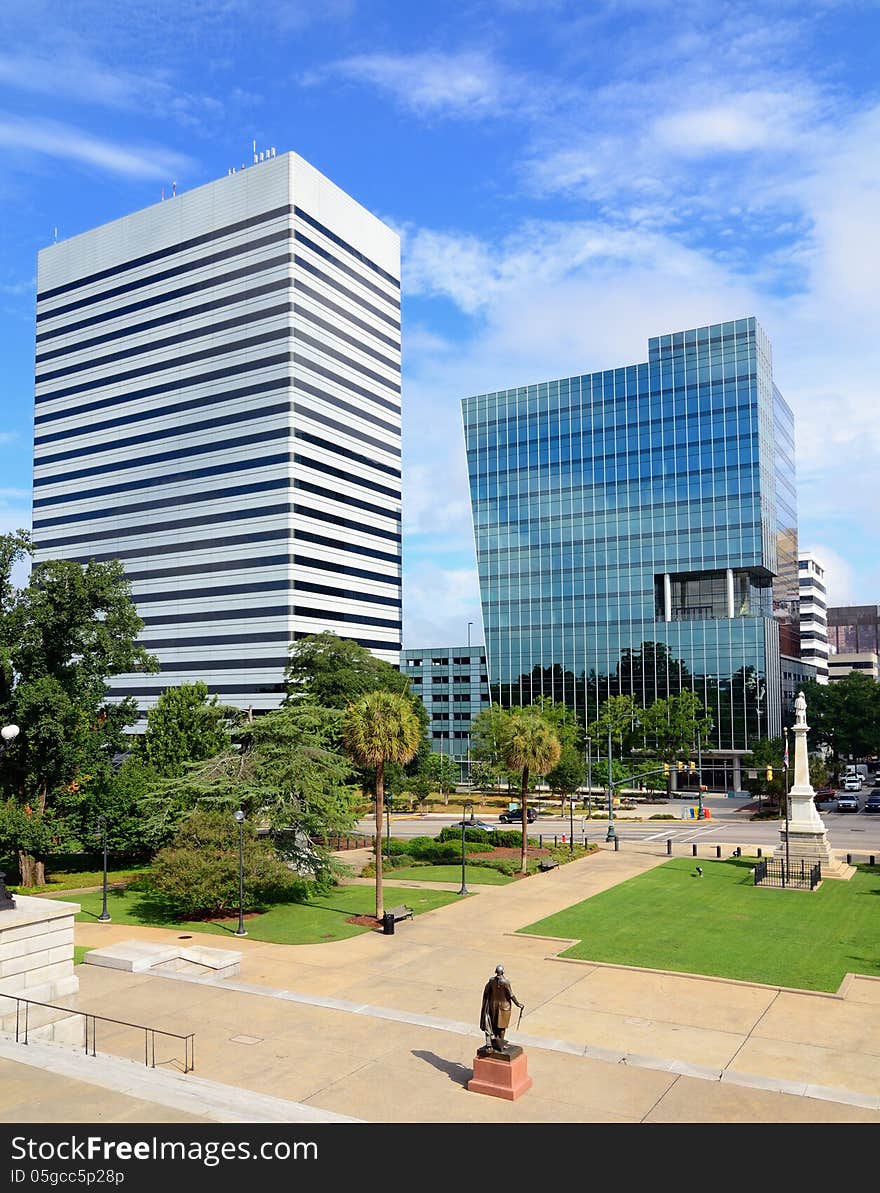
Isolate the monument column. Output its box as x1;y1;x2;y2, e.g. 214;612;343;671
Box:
778;692;848;878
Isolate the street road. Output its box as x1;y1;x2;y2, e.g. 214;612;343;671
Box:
357;793;880;857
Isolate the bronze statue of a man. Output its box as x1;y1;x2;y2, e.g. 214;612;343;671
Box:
479;964;524;1053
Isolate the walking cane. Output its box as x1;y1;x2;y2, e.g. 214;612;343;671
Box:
517;1005;524;1030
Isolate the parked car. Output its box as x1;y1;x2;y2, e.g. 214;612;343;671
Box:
842;775;863;792
862;793;880;814
456;818;496;833
835;794;860;813
813;787;836;803
499;806;538;824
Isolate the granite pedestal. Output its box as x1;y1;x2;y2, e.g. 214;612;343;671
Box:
468;1045;532;1101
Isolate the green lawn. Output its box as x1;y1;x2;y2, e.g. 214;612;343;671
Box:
384;865;514;884
73;946;92;965
74;883;459;945
519;857;880;992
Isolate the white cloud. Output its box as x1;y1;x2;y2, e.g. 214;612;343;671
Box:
402;562;483;648
0;114;191;179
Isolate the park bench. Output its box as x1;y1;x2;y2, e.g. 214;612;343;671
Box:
538;858;559;872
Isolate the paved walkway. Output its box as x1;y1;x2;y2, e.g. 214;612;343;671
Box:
4;844;880;1123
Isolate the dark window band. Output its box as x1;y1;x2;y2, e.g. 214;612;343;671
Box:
35;376;290;448
36;300;292;384
141;606;294;627
152;658;290;672
294;430;401;479
36;252;292;346
294;528;399;565
36;502;291;548
36;326;290;406
34;426;289;489
294;206;399;289
292;631;400;651
34;478;290;532
141;631;292;649
62;528;290;564
34;351;292;427
37;228;290;324
294;231;399;309
294;375;399;436
294;255;399;330
293;478;399;523
295;279;399;351
111;683;288;695
292;605;401;631
38;203;293;302
294;453;400;500
36;278;291;367
294;580;400;607
293;503;401;543
35;401;290;470
293;350;399;411
293;305;399;374
127;554;292;582
295;329;399;396
292;555;400;587
33;451;291;509
131;579;294;604
298;403;400;458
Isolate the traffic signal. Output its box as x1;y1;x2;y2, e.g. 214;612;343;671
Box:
689;761;696;771
766;766;773;781
663;763;670;775
677;761;684;771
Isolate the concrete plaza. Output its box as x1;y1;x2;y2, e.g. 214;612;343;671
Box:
2;844;879;1124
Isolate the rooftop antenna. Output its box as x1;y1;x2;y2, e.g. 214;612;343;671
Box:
171;180;177;197
53;226;58;243
160;187;165;202
253;138;258;165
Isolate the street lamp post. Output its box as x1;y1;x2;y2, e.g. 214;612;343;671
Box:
784;726;791;883
586;736;592;811
605;723;616;842
696;728;704;821
458;800;473;895
233;809;247;937
96;816;110;922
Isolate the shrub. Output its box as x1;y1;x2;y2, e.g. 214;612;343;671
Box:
149;809;307;918
649;814;676;820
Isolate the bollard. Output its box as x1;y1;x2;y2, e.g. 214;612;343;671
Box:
716;845;721;858
871;855;876;866
614;837;620;852
757;848;762;858
554;835;558;848
692;844;697;857
539;834;543;848
847;853;852;865
666;838;672;856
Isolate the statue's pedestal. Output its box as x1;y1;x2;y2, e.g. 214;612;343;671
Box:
778;783;853;880
0;894;82;1044
468;1045;532;1101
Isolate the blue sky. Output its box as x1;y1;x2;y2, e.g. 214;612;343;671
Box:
1;0;879;645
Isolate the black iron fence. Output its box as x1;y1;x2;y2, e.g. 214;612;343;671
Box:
1;995;195;1072
753;857;821;890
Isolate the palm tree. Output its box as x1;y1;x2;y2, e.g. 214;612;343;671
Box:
502;710;562;874
343;690;422;920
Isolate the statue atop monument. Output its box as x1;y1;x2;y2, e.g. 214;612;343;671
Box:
794;690;807;726
479;964;524;1055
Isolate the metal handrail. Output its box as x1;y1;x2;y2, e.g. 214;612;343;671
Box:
1;994;195;1072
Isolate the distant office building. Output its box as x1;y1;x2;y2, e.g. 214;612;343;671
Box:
828;652;879;682
828;605;880;658
462;317;800;790
32;151;402;713
401;646;489;774
798;551;829;683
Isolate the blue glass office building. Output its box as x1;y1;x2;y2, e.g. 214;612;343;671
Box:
462;318;800;788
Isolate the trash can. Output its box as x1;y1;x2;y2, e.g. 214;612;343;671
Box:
382;911;395;935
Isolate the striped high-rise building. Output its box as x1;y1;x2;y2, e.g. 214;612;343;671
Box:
32;151;402;714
